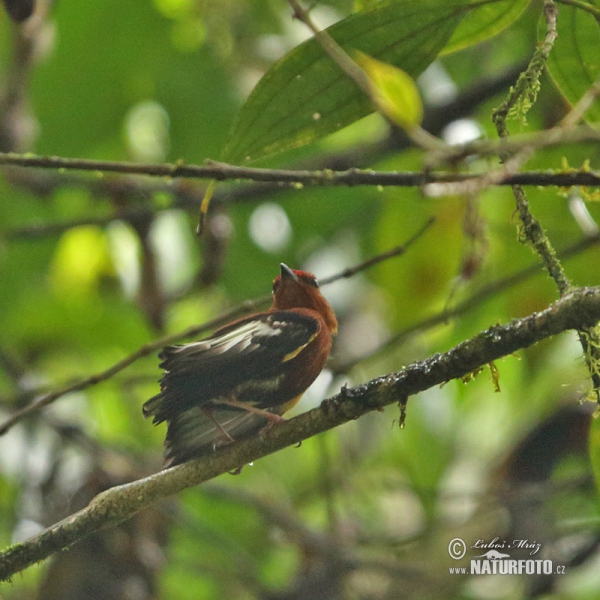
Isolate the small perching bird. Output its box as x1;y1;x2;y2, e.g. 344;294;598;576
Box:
143;263;338;466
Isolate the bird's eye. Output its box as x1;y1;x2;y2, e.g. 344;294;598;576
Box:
298;274;319;287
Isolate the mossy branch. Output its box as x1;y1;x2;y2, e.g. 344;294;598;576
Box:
2;286;600;581
491;0;600;399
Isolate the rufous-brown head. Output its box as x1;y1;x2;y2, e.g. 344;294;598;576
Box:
272;264;338;334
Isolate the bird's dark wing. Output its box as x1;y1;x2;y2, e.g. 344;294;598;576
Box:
143;310;319;424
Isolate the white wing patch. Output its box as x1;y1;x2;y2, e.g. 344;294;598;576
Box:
209;320;283;353
173;340;210;353
207;321;282;354
173;319;285;357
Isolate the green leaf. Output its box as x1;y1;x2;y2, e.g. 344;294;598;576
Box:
222;0;470;164
544;2;600;123
355;51;424;130
442;0;531;55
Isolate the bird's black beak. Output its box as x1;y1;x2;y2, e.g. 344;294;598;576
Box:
280;263;299;282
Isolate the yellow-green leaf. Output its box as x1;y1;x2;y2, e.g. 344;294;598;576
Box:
355;51;424;130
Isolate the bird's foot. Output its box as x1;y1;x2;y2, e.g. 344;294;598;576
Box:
257;417;284;436
202;407;236;443
219;398;285;423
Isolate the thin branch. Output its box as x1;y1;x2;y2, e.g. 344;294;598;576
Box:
288;0;371;98
492;1;559;141
423;149;533;197
288;0;448;152
335;232;600;372
319;216;435;285
4;165;600;241
2;285;600;580
4;209;158;240
0;225;432;435
0;302;262;436
0;1;51;152
560;73;600;128
1;151;599;194
487;2;562;272
493;0;567;292
427;125;600;167
1;64;528;234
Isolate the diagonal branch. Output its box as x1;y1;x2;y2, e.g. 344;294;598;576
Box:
1;285;600;581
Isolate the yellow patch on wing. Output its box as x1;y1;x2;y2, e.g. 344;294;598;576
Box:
282;331;317;362
279;394;303;414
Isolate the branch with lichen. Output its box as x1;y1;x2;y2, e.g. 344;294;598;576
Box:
492;0;600;400
1;285;600;581
492;0;566;279
493;1;559;135
0;150;599;201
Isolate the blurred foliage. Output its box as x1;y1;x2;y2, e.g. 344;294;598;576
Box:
1;0;600;599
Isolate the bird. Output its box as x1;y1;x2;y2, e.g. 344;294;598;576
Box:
143;263;338;467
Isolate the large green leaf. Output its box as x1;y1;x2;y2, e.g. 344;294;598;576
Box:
442;0;531;55
544;1;600;123
222;0;472;164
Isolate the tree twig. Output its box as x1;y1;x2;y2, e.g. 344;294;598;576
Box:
493;0;567;286
288;0;447;151
560;73;600;128
319;216;435;285
335;232;600;373
0;302;262;436
2;285;600;580
1;150;599;194
492;0;600;400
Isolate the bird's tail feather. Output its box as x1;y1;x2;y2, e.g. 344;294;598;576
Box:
163;405;281;467
142;392;165;423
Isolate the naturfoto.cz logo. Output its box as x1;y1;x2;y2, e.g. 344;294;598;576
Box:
447;538;566;576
